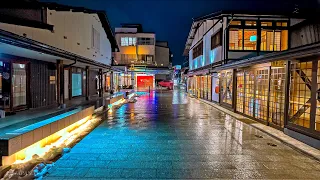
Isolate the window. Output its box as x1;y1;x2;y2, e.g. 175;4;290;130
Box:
211;30;221;49
192;41;203;59
91;26;100;51
261;22;273;27
244;29;257;50
229;28;243;50
230;21;241;26
121;37;136;46
276;22;288;27
137;38;154;45
260;30;288;51
245;21;257;26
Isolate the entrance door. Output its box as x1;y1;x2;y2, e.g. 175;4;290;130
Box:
12;63;27;108
64;70;69;99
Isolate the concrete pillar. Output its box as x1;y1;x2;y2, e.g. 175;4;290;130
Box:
85;66;90;100
56;60;65;107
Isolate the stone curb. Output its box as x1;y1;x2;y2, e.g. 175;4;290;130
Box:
197;98;320;161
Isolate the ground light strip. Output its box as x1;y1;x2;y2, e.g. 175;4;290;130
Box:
12;96;130;165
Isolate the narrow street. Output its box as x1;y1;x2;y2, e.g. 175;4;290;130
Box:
45;90;320;179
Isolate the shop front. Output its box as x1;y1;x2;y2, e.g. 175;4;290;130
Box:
234;63;285;128
220;70;233;107
288;60;320;139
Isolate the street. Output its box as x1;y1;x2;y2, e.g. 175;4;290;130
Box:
45;90;320;179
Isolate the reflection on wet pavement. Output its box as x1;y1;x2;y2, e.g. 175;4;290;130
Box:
45;90;320;179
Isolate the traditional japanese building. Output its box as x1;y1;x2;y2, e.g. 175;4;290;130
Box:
0;1;119;113
184;10;320;148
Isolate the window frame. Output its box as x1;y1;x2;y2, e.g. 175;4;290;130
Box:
227;19;289;52
192;41;203;59
211;29;222;50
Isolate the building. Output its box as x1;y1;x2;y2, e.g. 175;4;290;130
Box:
113;24;171;90
0;1;119;113
184;10;320;148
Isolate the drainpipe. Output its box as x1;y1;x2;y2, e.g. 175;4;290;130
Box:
63;58;77;69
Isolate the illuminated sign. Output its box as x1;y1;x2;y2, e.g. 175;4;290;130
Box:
250;35;257;42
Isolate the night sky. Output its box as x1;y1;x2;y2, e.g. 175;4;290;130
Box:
42;0;317;65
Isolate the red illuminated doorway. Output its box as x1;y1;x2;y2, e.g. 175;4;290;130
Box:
137;76;154;89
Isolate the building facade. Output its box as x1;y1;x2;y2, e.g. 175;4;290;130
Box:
113;24;171;90
0;2;118;113
185;11;320;148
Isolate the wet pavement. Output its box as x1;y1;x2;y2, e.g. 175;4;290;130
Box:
45;90;320;179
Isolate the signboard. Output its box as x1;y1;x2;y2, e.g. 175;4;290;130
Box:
271;60;285;67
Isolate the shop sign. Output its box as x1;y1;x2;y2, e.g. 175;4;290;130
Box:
271;60;285;67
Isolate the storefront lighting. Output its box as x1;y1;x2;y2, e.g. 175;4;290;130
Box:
11;115;100;165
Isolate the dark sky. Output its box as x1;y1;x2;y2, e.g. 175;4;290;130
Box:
42;0;317;65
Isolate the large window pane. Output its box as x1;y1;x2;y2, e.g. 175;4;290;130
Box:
229;29;242;50
255;69;269;121
236;71;245;113
289;62;312;129
12;63;27;107
261;30;274;51
244;29;257;50
281;30;288;50
269;67;285;128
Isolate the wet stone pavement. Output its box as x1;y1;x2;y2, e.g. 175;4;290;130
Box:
45;90;320;179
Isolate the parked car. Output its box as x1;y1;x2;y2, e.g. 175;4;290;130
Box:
158;80;173;90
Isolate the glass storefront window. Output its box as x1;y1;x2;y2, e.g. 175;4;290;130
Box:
316;63;320;131
236;71;245;113
255;69;269;121
221;71;233;105
244;71;254;116
204;76;208;100
269;67;285;128
197;76;201;98
12;63;27;107
289;62;312;129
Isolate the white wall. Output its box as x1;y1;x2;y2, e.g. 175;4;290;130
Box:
189;19;223;70
0;9;113;66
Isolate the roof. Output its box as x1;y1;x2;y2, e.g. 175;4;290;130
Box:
0;2;119;52
0;14;53;31
183;9;307;56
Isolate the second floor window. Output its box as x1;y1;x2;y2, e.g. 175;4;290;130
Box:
192;41;203;59
121;37;137;46
92;26;100;51
261;30;288;51
211;30;222;49
229;28;257;50
137;38;155;45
